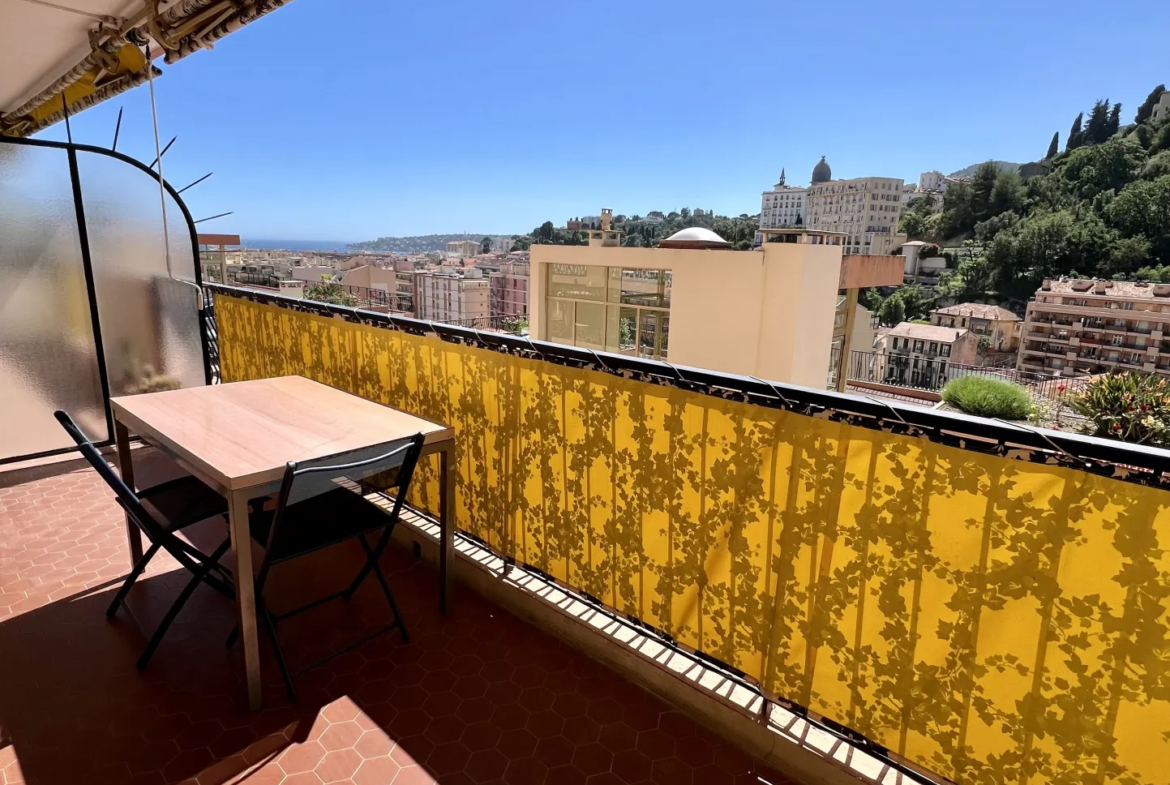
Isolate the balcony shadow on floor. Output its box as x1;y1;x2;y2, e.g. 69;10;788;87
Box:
0;463;792;785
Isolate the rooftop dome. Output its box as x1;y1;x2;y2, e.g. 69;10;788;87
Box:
658;227;731;249
811;156;832;184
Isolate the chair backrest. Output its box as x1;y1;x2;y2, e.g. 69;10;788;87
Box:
264;433;427;555
53;410;168;543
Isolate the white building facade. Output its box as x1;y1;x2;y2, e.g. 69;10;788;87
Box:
758;169;808;230
805;158;905;256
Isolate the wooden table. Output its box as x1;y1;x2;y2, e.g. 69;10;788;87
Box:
110;376;456;711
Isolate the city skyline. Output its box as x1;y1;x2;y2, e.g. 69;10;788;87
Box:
32;0;1170;240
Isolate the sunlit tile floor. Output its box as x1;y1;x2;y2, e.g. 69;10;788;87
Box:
0;458;794;785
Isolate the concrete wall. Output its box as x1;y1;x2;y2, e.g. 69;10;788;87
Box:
341;265;397;290
530;243;842;388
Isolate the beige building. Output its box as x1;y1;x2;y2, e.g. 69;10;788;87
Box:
805;157;905;256
1019;278;1170;377
930;303;1020;352
530;217;851;388
1153;91;1170;123
340;265;414;314
446;240;481;258
875;322;978;388
415;269;490;327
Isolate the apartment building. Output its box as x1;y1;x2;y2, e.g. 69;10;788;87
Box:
489;261;529;319
805;158;905;255
1018;278;1170;377
339;264;414;314
758;169;807;229
414;269;490;326
446;239;481;257
877;322;978;387
930;303;1020;352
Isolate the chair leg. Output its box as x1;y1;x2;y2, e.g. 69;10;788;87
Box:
259;599;295;702
356;534;408;643
108;542;161;618
341;533;379;600
137;538;232;670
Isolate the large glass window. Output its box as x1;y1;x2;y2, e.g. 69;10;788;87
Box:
548;264;607;301
547;298;574;343
574;301;605;350
548;264;670;359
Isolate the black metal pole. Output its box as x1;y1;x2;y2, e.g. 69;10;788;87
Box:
61;93;72;144
111;106;123;151
67;147;115;443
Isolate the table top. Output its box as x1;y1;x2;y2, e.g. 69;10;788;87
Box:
111;376;453;491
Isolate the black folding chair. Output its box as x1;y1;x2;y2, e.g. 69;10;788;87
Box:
54;410;235;669
228;433;426;700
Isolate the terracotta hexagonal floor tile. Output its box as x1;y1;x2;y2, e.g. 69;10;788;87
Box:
391;765;439;785
321;698;362;724
561;716;601;746
354;730;395;759
533;736;575;769
320;721;363;752
525;709;564;740
282;772;324;785
543;764;588;785
279;741;328;775
465;749;508;781
316;748;363;783
635;728;675;760
612;749;653;782
352;756;401;785
426;740;471;776
571;743;613;777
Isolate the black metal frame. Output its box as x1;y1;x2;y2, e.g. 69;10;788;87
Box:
0;133;211;466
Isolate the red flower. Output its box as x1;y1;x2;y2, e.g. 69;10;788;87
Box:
1141;404;1149;412
1057;384;1066;392
1114;423;1123;431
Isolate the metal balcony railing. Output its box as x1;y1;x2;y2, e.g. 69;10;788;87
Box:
204;284;1170;785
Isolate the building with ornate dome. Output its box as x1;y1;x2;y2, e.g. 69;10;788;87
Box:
804;157;906;255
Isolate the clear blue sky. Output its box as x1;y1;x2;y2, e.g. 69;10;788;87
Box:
36;0;1170;242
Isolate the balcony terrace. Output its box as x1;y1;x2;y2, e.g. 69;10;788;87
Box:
0;455;800;785
5;136;1170;785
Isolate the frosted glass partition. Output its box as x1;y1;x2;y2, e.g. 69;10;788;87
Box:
0;142;107;460
76;151;204;397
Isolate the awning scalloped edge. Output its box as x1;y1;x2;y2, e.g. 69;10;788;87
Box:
1;0;294;138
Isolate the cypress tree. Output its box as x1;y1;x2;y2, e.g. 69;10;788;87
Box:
1067;112;1084;151
1136;85;1166;124
1045;131;1059;160
1085;99;1110;144
1106;103;1122;137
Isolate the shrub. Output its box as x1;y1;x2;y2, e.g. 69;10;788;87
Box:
941;376;1032;420
1069;372;1170;445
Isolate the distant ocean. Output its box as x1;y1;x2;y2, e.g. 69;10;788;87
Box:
240;238;353;252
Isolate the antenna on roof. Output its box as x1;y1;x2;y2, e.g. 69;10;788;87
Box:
149;135;176;170
111;106;123;151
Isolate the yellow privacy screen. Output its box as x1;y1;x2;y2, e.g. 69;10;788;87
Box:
217;292;1170;784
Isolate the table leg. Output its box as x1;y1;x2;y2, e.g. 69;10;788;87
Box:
228;489;263;710
439;442;455;614
114;419;143;566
